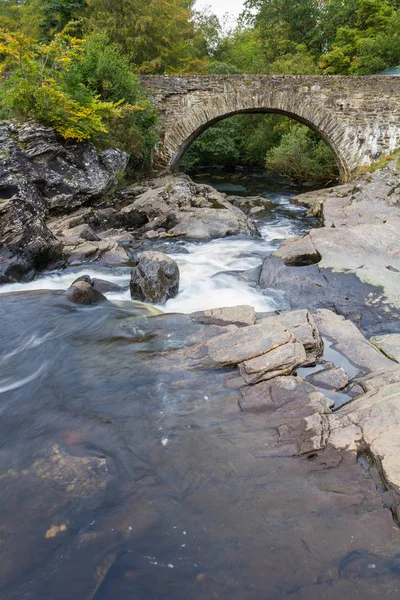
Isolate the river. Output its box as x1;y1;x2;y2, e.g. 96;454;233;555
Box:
1;171;400;599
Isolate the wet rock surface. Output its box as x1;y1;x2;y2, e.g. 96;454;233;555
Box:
259;160;400;336
2;295;400;599
130;251;180;304
190;305;256;327
371;333;400;363
65;280;107;305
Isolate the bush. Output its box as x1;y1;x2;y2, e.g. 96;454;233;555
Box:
0;29;120;140
0;28;158;162
266;125;339;183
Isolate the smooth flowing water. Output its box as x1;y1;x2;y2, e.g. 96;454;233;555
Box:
1;172;400;600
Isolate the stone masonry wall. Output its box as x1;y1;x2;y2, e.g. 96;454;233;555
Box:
140;75;400;181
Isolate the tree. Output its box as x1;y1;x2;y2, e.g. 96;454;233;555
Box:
86;0;203;73
40;0;87;39
243;0;321;60
321;0;400;74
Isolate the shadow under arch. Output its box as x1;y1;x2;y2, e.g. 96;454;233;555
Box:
170;108;347;182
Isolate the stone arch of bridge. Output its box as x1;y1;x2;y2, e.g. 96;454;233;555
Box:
162;97;353;182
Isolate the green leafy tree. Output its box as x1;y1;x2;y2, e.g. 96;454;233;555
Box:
86;0;205;73
321;0;400;74
40;0;87;39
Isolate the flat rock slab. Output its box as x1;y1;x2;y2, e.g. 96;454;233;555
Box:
313;309;392;373
260;309;323;365
239;341;307;384
306;366;348;391
190;305;256;327
189;319;295;368
308;221;400;309
371;333;400;363
239;376;333;455
329;381;400;492
167;207;258;241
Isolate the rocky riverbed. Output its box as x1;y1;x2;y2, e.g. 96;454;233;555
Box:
1;122;400;598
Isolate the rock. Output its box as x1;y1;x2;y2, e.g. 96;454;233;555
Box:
350;364;400;394
190;305;256;327
120;176;258;241
228;195;273;215
259;310;323;366
293;159;400;229
239;375;333;412
313;309;393;373
64;239;129;266
167;207;258;241
72;274;92;285
328;382;400;491
65;281;107;305
189;318;295;368
0;120;128;281
5;443;108;496
91;278;124;294
274;234;322;266
306;366;349;391
371;333;400;363
67;224;100;242
239;376;333;454
130;251;180;304
259;161;400;336
239;341;307;384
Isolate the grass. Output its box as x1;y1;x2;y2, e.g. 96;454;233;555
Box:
357;149;400;176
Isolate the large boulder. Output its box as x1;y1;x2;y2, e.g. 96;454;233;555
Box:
0;121;128;281
167;207;257;241
130;251;180;304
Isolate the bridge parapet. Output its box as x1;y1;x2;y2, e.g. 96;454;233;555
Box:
140;75;400;181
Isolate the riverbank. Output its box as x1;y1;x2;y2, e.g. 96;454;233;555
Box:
1;121;400;598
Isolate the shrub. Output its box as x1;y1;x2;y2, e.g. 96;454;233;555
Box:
0;28;158;162
266;125;339;183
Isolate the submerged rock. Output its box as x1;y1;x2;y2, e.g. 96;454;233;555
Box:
130;251;180;304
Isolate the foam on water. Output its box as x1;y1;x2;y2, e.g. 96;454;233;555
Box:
0;191;307;314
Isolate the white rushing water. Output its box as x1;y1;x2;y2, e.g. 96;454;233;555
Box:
0;191;307;314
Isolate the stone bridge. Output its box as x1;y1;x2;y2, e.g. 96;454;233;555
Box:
140;75;400;181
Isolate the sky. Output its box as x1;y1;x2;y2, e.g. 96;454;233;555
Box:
195;0;245;22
